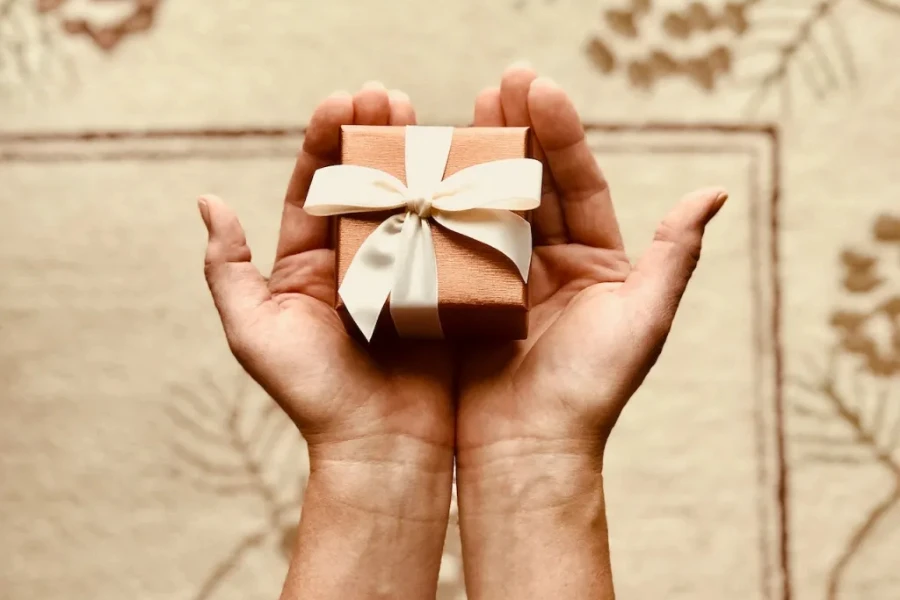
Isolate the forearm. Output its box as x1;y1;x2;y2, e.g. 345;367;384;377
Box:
280;436;454;600
457;440;614;600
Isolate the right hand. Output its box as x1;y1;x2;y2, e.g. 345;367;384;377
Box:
198;83;455;520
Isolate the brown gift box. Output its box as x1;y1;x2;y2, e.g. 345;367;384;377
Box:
334;125;535;339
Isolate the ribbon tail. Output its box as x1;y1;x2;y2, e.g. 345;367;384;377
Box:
433;210;533;282
338;214;406;341
389;214;443;339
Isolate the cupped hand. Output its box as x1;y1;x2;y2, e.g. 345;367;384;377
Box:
456;66;728;471
198;83;454;478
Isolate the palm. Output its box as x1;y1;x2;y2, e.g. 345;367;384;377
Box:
458;215;637;451
200;86;453;450
272;249;452;443
458;68;725;455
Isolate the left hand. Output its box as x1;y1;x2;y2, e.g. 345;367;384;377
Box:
453;66;727;599
456;65;727;476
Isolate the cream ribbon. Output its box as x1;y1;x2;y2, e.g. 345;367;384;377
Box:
304;126;542;341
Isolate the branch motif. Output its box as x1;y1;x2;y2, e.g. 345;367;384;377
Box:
581;0;900;115
859;0;900;15
166;369;306;599
27;0;164;51
791;361;900;476
737;0;854;115
789;211;900;598
0;0;72;92
584;1;755;92
59;0;162;52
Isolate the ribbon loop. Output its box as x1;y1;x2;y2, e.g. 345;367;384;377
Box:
305;126;542;341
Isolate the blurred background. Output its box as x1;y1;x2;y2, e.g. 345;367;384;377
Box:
1;0;899;599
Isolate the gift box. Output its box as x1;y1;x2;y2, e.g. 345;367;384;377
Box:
305;125;543;341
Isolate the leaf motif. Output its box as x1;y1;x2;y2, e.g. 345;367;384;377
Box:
662;11;691;39
605;8;639;38
790;399;835;423
791;218;900;596
585;36;617;73
722;2;749;35
166;368;307;527
860;0;900;16
795;451;868;467
685;2;716;31
789;354;900;477
873;214;900;243
632;0;651;15
736;0;859;116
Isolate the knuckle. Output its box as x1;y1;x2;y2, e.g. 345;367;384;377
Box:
653;219;703;268
203;255;217;282
203;243;252;282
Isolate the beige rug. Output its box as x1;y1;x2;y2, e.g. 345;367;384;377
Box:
2;1;899;599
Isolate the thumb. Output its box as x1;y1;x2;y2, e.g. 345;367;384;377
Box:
198;195;271;353
625;187;728;328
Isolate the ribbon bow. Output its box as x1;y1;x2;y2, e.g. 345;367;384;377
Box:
304;126;542;341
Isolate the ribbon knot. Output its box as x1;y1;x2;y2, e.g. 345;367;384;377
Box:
407;195;433;219
303;126;543;341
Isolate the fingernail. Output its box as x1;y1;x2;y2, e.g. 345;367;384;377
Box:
532;76;559;89
197;197;211;232
715;191;729;207
362;80;386;90
707;191;729;222
389;89;410;103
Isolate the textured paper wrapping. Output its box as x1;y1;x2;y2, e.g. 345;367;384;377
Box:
335;125;533;339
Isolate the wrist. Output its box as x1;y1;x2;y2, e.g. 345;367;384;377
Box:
455;438;614;600
456;436;604;515
283;436;452;600
307;433;454;521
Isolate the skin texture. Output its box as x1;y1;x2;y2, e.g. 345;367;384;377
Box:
199;67;726;600
454;64;727;600
199;82;454;600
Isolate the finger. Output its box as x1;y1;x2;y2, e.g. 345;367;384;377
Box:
498;64;568;245
499;61;536;127
199;195;272;357
623;188;728;328
276;92;354;259
388;89;417;125
354;80;391;125
528;77;623;250
472;87;505;126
